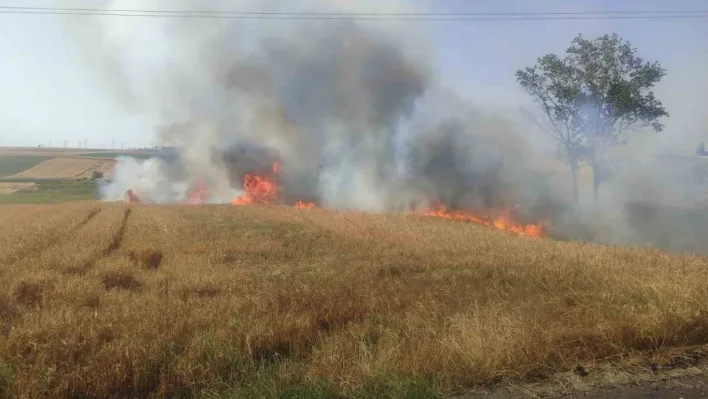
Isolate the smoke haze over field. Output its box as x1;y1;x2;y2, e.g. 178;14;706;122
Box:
94;0;551;213
1;0;706;252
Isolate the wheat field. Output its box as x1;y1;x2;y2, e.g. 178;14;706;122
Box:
1;202;708;398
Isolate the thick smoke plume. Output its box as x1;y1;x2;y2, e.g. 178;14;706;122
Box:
95;0;547;214
87;0;708;254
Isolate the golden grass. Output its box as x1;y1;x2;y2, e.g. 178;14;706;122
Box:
1;202;708;398
10;157;115;180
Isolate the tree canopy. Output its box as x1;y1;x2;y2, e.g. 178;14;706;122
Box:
516;33;669;202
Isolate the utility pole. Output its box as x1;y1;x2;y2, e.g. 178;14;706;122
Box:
49;139;52;148
84;138;87;149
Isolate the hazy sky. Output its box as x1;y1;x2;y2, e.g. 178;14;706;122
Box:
0;0;705;151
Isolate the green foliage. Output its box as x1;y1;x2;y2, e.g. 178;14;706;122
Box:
0;180;97;205
516;33;669;201
0;361;14;399
564;34;669;139
517;33;668;146
91;170;104;180
0;156;48;178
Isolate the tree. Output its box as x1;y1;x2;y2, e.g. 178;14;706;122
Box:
516;33;669;203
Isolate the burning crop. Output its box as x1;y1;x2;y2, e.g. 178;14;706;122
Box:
295;200;316;209
232;162;280;206
96;0;553;240
187;180;210;205
123;189;140;204
231;161;319;209
228;160;544;237
419;204;546;238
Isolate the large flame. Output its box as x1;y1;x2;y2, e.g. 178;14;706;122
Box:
232;162;317;209
232;162;280;206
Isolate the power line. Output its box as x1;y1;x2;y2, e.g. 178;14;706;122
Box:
0;7;706;20
1;6;707;16
0;11;706;21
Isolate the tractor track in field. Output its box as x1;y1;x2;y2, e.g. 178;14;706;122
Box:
103;207;131;257
3;207;103;265
56;206;133;276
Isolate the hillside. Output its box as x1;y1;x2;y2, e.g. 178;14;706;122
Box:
1;203;707;398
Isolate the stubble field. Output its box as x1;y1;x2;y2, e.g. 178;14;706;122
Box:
1;202;708;398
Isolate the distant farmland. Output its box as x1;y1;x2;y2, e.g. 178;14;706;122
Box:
0;180;97;205
1;202;708;398
0;152;104;205
9;157;115;180
79;152;156;160
0;156;48;179
0;148;157;182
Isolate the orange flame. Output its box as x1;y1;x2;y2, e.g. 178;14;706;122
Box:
232;162;279;206
187;180;210;205
228;163;545;236
295;200;316;209
419;204;545;238
232;161;319;208
124;189;140;204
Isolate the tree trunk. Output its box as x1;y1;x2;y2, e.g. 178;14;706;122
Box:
591;158;600;203
569;157;579;203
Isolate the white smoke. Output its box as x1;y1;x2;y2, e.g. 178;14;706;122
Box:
87;0;542;211
99;156;189;203
70;0;708;254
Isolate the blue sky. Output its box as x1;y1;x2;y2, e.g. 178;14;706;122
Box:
0;0;705;152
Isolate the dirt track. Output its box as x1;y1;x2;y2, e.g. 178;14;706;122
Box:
570;375;708;398
461;367;708;398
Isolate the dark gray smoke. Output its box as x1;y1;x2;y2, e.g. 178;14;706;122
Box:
94;0;548;215
82;0;708;255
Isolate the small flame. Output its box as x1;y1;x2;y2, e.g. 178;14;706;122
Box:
419;204;545;238
187;180;210;205
124;189;140;204
228;163;546;237
295;200;316;209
